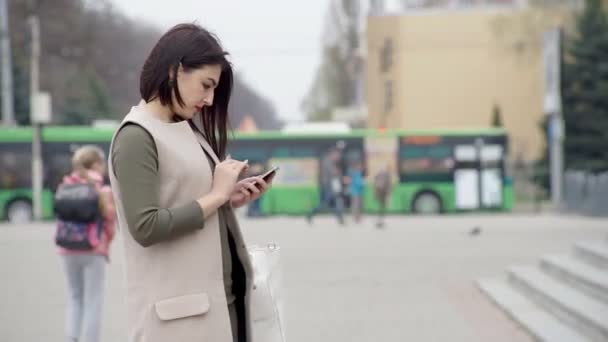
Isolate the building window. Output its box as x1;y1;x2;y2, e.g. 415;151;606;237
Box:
383;80;393;113
380;38;393;73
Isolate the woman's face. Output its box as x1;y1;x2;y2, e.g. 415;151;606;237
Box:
172;64;222;120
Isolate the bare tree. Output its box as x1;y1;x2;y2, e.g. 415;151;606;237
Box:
301;0;364;121
6;0;280;128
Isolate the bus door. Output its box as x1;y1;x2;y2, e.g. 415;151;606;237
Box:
453;138;504;210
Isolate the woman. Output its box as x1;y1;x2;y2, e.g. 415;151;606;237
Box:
348;160;364;223
373;165;392;228
109;24;270;342
58;145;115;342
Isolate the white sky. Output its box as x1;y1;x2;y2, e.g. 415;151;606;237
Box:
110;0;328;122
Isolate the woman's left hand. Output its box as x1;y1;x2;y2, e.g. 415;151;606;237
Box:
230;176;270;208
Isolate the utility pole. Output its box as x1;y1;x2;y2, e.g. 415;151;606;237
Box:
476;137;485;209
0;0;15;126
30;13;43;220
543;28;564;209
350;0;361;107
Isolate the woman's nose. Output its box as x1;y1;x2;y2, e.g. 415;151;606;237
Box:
203;92;214;106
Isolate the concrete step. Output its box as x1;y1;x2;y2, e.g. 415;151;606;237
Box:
477;278;590;342
575;241;608;270
541;255;608;304
509;265;608;342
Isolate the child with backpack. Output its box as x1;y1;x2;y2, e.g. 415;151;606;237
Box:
55;145;115;342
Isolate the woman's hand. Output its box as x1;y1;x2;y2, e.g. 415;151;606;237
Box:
230;176;271;208
211;157;249;203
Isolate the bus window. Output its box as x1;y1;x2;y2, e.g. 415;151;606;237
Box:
399;144;454;181
0;143;32;189
400;145;452;160
271;146;316;158
428;145;452;159
400;146;426;159
44;142;73;191
289;147;316;158
44;142;112;191
229;146;267;162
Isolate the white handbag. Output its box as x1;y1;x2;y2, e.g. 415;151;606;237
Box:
247;243;286;342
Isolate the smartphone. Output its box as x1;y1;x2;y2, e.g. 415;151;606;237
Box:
260;166;280;182
250;166;278;192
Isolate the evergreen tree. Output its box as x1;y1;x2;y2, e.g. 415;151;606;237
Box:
491;104;503;127
302;0;362;121
62;70;113;125
562;0;608;172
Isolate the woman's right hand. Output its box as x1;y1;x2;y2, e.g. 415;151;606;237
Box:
211;157;249;202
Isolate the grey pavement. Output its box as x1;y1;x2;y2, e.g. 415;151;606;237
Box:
0;213;606;342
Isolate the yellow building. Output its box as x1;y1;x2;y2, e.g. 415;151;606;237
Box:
366;6;575;161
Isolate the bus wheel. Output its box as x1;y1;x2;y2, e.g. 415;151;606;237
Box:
6;200;33;224
412;192;442;215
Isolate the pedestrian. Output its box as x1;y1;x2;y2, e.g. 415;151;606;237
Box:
108;24;272;342
307;147;344;225
55;145;116;342
374;165;392;228
348;160;365;223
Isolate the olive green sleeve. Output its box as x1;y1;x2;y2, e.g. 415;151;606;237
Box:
111;123;205;247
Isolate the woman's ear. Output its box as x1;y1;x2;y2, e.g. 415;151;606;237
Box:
168;63;183;82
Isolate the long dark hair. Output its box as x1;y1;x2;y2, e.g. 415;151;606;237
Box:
139;23;233;158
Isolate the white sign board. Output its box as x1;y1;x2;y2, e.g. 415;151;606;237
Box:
543;28;562;115
31;92;52;124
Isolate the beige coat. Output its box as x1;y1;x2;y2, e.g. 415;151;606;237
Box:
109;107;254;342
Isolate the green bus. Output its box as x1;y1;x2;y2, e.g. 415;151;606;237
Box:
0;125;512;222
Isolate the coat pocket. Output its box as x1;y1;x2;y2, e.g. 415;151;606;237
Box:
154;293;210;321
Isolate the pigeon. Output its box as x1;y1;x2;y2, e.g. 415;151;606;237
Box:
469;226;482;236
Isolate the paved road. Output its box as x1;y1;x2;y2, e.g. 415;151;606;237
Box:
0;214;606;341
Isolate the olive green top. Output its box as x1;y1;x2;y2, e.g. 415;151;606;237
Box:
111;123;234;304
